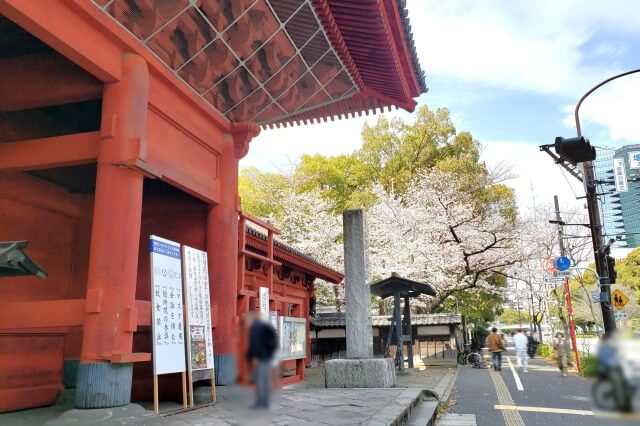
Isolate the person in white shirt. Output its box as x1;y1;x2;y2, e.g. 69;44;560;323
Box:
513;328;528;372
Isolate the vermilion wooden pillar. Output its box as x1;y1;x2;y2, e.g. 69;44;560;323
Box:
208;122;259;385
75;54;148;408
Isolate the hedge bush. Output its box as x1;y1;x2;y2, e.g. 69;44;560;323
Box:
580;354;599;377
537;343;553;358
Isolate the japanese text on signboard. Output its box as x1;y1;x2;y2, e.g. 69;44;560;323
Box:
150;236;186;375
183;246;214;371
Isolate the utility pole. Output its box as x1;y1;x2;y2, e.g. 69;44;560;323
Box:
554;195;581;374
581;160;616;334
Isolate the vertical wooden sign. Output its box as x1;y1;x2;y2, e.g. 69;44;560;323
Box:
149;235;187;414
182;245;216;407
259;286;269;315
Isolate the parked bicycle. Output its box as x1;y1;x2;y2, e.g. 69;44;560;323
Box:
457;344;485;368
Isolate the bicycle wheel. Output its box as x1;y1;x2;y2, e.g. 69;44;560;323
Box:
466;352;481;367
592;379;617;411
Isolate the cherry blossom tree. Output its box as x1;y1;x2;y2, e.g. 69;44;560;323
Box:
265;185;346;311
366;170;520;312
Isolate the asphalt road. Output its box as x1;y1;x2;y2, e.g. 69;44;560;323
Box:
450;349;639;426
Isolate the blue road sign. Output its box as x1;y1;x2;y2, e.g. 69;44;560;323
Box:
554;256;571;271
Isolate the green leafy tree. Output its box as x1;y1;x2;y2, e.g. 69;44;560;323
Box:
238;167;291;219
615;247;640;303
499;309;531;325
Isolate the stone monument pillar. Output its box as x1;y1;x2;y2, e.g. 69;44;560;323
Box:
344;209;374;359
325;209;395;388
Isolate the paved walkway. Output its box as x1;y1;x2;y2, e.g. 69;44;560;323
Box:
156;387;424;426
0;365;456;426
153;366;456;426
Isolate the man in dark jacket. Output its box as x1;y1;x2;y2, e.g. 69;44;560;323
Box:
526;330;538;358
246;312;278;409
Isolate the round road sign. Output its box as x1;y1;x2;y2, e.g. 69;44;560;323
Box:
554;256;571;271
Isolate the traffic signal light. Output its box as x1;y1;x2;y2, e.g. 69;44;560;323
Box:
554;136;596;165
606;255;617;284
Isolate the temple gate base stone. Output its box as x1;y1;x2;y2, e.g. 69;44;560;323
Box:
325;358;395;388
74;363;133;409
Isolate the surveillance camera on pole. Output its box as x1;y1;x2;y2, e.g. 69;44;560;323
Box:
553;136;597;165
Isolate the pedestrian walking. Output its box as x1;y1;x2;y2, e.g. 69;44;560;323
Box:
246;311;278;409
514;328;528;372
486;327;505;372
553;331;568;377
526;330;538;359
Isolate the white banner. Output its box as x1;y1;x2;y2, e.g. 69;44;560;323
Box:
183;245;214;371
150;235;186;375
629;151;640;169
613;158;629;192
259;287;269;314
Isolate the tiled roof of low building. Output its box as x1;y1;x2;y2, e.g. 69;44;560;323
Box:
310;312;462;328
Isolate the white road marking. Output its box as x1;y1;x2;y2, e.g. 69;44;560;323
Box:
495;404;594;416
496;405;640;420
507;356;524;391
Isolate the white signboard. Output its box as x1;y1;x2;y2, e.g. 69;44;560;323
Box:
182;245;214;371
270;310;278;330
150;236;186;375
259;287;269;314
629;152;640;169
592;290;601;304
553;270;572;278
613;158;629;192
615;311;628;320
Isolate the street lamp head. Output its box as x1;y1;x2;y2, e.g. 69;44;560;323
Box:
549;219;566;225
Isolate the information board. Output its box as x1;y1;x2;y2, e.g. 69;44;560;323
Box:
279;316;307;360
150;236;186;375
182;245;214;371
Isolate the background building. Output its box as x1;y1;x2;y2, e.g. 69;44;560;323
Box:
594;145;640;249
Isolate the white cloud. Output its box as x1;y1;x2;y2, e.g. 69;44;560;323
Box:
407;0;640;96
242;117;368;171
480;140;586;212
562;73;640;142
242;109;412;171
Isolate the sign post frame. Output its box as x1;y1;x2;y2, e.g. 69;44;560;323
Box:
149;235;188;414
182;245;217;407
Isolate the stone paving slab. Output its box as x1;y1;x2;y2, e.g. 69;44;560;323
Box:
156;388;423;426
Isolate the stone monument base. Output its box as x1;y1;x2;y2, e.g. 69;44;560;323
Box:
325;358;396;388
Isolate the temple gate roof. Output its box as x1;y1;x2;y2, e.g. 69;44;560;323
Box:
91;0;426;128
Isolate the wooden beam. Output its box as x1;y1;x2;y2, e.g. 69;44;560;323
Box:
241;249;283;267
0;51;102;113
0;131;100;171
0;299;85;329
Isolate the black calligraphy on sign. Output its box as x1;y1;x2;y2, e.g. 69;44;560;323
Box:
184;247;214;370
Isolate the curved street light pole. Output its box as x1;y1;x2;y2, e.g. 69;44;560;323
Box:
574;68;640;335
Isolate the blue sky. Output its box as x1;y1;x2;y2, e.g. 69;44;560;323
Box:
242;0;640;210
